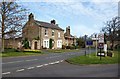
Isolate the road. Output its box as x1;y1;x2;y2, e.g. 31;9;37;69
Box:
2;49;118;77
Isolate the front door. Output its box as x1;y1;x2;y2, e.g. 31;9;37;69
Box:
34;42;37;49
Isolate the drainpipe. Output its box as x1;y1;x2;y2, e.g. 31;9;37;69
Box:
39;26;41;49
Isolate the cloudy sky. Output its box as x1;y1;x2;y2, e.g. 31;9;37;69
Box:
18;0;119;37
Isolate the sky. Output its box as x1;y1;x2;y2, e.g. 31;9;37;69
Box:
17;0;119;37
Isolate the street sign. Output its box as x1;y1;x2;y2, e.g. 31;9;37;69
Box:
98;33;104;43
97;52;105;57
86;41;93;46
104;44;107;53
98;43;104;49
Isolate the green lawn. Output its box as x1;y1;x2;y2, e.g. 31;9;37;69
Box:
42;49;80;53
1;49;44;57
66;50;119;65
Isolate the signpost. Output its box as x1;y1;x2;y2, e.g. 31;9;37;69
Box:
86;40;93;57
104;44;107;53
98;33;104;60
84;35;87;56
86;41;93;46
98;34;104;43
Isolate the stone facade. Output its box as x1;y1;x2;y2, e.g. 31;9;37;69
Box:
22;13;65;49
4;37;22;49
64;26;76;46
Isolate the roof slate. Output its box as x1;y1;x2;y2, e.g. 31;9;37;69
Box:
35;20;64;31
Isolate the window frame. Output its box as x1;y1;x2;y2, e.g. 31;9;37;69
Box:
58;32;60;38
45;28;48;36
52;30;55;37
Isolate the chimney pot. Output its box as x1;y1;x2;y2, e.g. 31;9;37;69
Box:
51;20;56;24
29;13;34;21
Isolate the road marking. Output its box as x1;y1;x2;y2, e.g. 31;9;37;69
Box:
43;64;49;66
49;62;55;65
54;61;60;64
60;60;64;62
27;67;35;70
36;65;43;68
2;72;11;75
2;60;64;74
16;69;25;72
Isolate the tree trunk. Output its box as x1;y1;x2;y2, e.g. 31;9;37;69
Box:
1;19;5;52
1;7;5;52
111;40;114;50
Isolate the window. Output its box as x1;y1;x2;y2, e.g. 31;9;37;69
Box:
57;40;62;48
44;41;46;47
58;32;60;38
45;29;48;36
43;39;49;48
52;30;54;36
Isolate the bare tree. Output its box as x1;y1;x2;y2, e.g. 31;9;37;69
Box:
102;16;120;50
0;1;27;52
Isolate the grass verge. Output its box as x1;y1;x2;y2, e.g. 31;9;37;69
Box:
1;49;44;57
66;50;119;65
42;49;80;53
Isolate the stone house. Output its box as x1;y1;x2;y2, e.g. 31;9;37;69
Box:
4;13;76;50
64;26;76;46
22;13;65;49
4;37;22;49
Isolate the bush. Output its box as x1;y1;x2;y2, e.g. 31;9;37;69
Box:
23;49;41;53
107;52;113;57
114;44;120;49
70;46;75;49
22;38;30;49
42;47;47;49
66;46;71;49
66;45;77;49
62;45;66;49
54;51;62;53
4;48;19;53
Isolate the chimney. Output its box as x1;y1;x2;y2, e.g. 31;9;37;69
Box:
66;26;70;36
29;13;34;21
56;24;58;26
51;20;56;24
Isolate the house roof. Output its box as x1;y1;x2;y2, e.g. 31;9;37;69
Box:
64;33;75;39
35;20;64;31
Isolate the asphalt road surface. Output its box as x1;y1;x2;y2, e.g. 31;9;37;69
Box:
2;49;118;77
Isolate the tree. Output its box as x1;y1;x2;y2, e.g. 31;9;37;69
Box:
0;1;27;52
76;37;85;48
22;38;29;49
49;38;54;49
102;16;120;50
